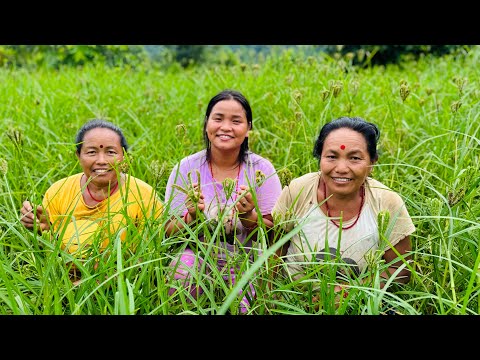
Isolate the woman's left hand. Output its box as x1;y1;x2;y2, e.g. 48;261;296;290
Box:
236;184;253;213
236;185;258;231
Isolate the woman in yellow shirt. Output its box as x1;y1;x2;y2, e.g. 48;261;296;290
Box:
19;119;162;279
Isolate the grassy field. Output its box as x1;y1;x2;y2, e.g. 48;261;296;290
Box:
0;46;479;314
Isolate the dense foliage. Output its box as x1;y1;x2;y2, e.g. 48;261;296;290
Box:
0;45;469;69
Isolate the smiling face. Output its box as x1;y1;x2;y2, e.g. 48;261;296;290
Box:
205;99;250;155
320;128;374;198
76;127;124;187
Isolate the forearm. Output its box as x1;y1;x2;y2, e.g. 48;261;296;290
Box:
165;212;193;237
380;236;412;287
238;211;273;231
365;266;411;290
380;266;411;286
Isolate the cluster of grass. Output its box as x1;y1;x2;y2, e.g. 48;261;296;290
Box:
0;46;479;314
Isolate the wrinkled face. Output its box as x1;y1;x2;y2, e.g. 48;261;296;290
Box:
77;127;124;186
320;128;374;197
206;99;250;153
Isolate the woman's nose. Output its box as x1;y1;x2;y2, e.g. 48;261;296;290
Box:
220;120;233;130
95;152;108;163
335;159;349;172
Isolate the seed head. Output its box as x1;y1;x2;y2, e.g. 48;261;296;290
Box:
450;100;462;113
343;102;353;114
222;177;236;200
448;188;465;207
118;153;132;173
425;198;442;217
188;169;201;190
292;90;303;102
448;165;474;206
278;168;292;188
400;83;410;102
337;60;347;72
272;209;295;232
7;128;23;148
350;80;360;97
453;76;468;95
149;160;166;182
173;169;202;205
255;170;266;187
0;158;7;175
364;248;384;272
175;124;187;138
321;89;330;102
331;81;343;98
377;210;390;242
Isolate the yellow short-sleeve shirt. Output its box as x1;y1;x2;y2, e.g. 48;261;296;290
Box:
43;173;163;256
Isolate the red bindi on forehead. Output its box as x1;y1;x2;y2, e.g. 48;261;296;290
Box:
100;145;103;148
340;144;346;150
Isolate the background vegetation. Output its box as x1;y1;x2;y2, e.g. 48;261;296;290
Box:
0;45;478;315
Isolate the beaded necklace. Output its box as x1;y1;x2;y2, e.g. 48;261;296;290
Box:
323;180;365;230
86;176;119;202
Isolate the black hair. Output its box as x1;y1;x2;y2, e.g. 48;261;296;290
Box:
75;119;129;154
313;116;380;162
203;89;253;164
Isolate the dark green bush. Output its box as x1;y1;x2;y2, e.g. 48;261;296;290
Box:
0;45;148;69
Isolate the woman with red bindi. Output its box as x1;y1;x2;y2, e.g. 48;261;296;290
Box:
19;119;163;284
272;116;416;309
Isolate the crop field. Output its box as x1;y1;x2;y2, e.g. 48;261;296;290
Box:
0;46;479;314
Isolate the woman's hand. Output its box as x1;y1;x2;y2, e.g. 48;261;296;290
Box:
20;200;50;232
236;185;258;230
236;184;254;213
186;183;205;221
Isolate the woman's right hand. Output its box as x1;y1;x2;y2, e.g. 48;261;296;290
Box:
186;183;205;221
166;183;205;236
20;200;50;232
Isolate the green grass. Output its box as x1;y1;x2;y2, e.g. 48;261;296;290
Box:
0;46;479;314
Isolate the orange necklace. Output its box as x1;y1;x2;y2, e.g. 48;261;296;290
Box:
86;178;119;202
323;180;365;230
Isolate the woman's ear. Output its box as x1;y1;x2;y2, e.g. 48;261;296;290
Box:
246;123;252;136
368;161;376;176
